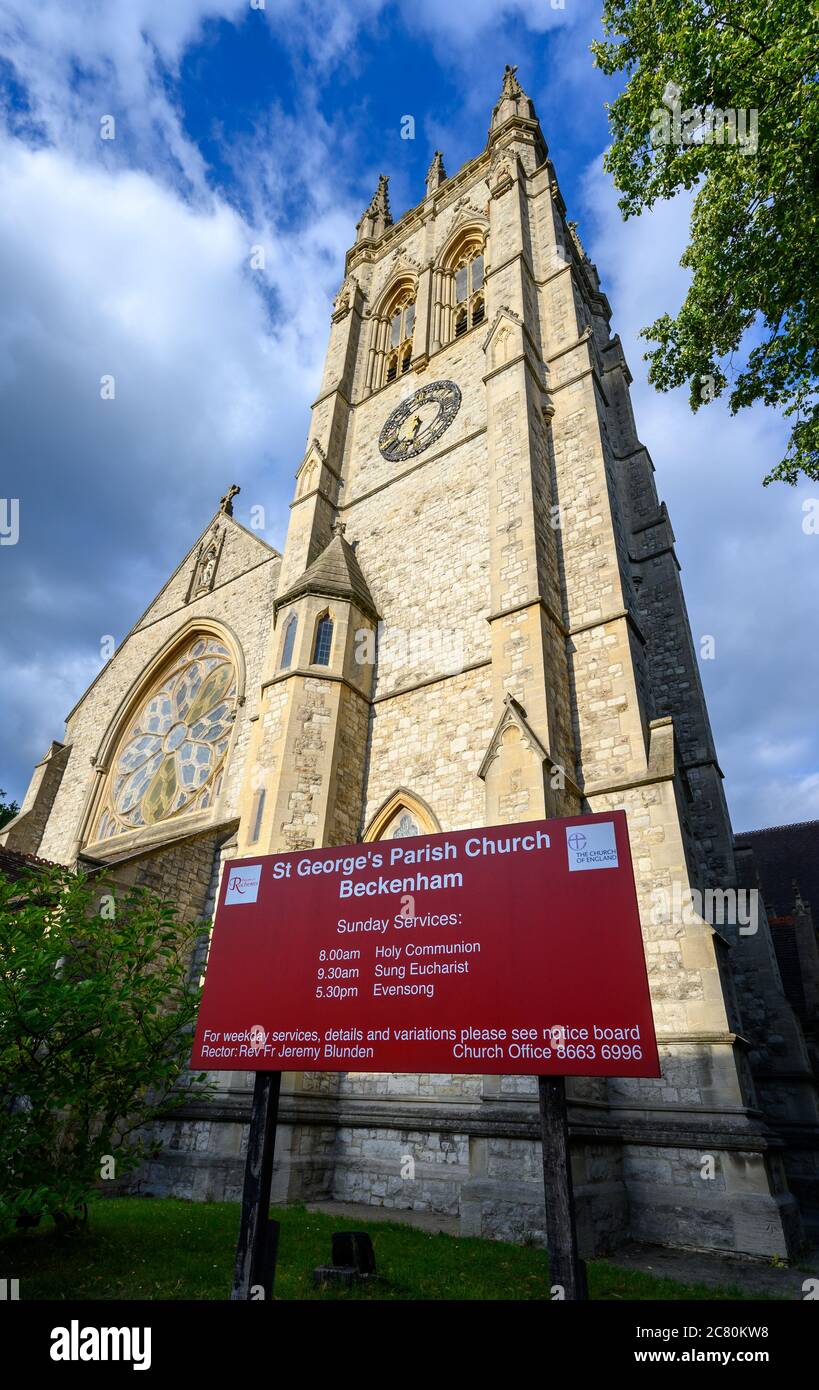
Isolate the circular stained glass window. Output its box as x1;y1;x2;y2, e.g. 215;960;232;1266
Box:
93;636;237;842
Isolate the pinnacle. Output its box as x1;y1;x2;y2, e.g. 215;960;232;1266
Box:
489;62;537;136
355;173;393;244
425;150;447;194
367;173;392;222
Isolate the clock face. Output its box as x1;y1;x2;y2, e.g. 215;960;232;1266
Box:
378;380;462;462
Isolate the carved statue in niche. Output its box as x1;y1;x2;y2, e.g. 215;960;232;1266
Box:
191;525;222;597
199;548;217;588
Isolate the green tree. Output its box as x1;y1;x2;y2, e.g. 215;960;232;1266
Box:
0;790;19;831
592;0;819;484
0;865;210;1234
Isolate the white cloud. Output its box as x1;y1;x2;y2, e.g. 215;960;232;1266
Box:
0;2;369;802
0;128;347;795
0;137;300;484
0;0;250;184
400;0;573;47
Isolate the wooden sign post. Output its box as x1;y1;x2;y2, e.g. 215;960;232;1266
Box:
538;1076;588;1300
231;1070;282;1301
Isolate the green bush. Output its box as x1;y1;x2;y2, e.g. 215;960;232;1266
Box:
0;865;210;1234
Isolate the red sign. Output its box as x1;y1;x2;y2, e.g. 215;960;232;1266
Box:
190;811;659;1077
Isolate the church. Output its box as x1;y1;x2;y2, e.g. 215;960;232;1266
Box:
4;67;818;1258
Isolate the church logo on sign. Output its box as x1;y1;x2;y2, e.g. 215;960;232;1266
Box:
566;823;618;872
225;864;263;904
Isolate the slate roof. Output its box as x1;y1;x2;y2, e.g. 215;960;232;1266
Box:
275;531;379;621
735;820;819;919
735;820;819;1021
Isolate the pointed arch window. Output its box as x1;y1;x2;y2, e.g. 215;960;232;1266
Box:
280;612;297;670
312;613;334;666
363;789;441;842
91;634;237;843
443;233;486;343
383;288;416;385
453;249;484;336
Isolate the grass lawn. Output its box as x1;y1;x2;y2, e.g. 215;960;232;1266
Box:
1;1197;765;1301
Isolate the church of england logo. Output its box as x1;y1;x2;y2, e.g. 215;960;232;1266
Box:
566;822;618;872
225;864;263;905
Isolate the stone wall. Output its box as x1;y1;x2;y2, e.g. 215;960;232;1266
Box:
0;741;71;856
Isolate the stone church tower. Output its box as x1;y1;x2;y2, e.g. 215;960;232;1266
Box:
5;68;818;1256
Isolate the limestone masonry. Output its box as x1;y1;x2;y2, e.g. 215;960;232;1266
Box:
5;68;819;1257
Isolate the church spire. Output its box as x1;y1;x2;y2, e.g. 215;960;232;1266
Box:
355;173;393;244
425;150;447;196
489;63;537;137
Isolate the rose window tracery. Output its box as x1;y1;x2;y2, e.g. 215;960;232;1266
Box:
93;636;236;842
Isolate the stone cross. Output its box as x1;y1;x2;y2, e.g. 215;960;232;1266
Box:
220;484;241;516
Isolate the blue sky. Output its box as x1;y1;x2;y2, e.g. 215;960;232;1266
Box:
0;0;816;832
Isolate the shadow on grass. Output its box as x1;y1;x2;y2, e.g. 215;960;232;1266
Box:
1;1198;770;1301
